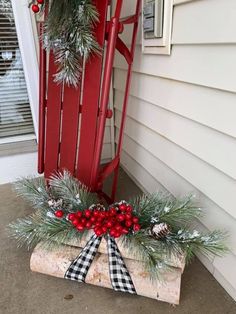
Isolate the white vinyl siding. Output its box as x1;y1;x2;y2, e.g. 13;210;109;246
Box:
113;0;236;300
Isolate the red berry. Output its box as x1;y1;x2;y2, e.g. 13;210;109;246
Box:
110;229;116;237
96;217;103;223
106;220;113;228
122;227;129;235
117;213;125;222
126;205;133;213
68;213;76;221
76;211;82;218
32;4;40;13
125;219;133;228
81;218;86;224
84;209;91;218
95;222;101;227
55;210;64;218
95;228;103;237
132;216;139;224
114;231;121;238
72;218;79;226
76;223;84;232
133;223;141;231
93;210;100;217
115;224;122;232
109;207;117;216
37;0;44;4
90;216;96;223
85;221;92;229
99;211;106;219
102;226;108;233
125;213;132;220
119;204;127;211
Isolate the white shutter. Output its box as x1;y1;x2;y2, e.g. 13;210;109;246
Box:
0;0;34;138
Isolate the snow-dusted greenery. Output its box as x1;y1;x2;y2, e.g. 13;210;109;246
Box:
41;0;100;86
9;171;228;280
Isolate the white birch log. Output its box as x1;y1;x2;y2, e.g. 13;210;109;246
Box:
63;231;185;272
30;243;182;304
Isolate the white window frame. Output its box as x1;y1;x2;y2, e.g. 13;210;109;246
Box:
142;0;174;55
174;0;197;4
11;0;39;140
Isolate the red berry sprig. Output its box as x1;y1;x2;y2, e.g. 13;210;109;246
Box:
31;4;40;13
54;210;64;218
31;0;44;14
54;202;141;238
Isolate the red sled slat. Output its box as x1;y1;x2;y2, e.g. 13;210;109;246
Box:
38;23;46;174
59;85;81;174
44;52;63;178
76;0;109;187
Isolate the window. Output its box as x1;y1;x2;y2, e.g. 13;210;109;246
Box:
0;0;34;139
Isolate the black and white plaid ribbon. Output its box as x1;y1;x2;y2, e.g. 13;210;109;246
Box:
65;234;102;282
65;234;136;294
107;235;136;294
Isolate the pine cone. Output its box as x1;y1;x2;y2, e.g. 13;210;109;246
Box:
151;223;171;239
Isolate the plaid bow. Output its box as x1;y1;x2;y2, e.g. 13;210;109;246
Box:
65;234;136;294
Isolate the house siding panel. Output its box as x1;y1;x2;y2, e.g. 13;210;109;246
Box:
113;0;236;300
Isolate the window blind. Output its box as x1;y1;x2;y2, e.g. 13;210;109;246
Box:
0;0;34;138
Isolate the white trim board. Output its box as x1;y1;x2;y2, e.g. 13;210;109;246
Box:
0;134;36;145
11;0;39;140
174;0;199;5
0;152;38;184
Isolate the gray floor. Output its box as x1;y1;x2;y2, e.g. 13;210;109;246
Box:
0;169;235;314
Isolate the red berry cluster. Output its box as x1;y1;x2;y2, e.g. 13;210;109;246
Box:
54;203;141;238
31;0;44;14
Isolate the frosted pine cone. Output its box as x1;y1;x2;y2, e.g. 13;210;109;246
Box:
151;223;171;239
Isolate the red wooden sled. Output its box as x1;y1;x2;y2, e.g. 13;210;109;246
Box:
38;0;141;203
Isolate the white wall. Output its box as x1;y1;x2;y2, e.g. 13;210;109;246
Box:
0;152;38;184
113;0;236;300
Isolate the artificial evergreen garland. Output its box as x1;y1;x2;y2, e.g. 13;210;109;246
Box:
30;0;100;86
9;171;228;280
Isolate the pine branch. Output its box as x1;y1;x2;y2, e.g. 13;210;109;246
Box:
8;211;47;249
130;193;202;229
8;209;82;250
53;44;82;86
43;0;100;86
14;176;50;209
174;229;229;263
122;232;175;281
49;171;98;210
157;196;202;228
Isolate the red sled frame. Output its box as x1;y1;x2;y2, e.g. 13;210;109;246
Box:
38;0;141;203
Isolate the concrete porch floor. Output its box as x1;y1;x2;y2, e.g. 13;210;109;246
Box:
0;169;235;314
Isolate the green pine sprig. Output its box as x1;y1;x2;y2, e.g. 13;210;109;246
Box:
173;229;229;263
14;176;50;210
122;232;176;281
130;193;202;229
8;208;83;250
49;171;98;210
43;0;100;86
